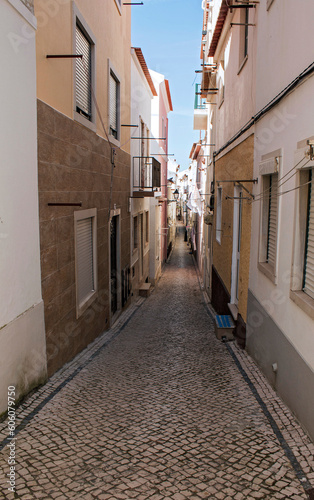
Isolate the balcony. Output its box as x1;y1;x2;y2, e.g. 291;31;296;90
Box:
193;84;208;131
133;156;161;197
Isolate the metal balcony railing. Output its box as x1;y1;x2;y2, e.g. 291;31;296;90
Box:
133;156;161;194
194;83;207;110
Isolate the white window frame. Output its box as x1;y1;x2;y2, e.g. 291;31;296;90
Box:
74;208;98;318
114;0;122;15
290;143;314;319
238;7;249;73
145;211;149;245
258;155;280;283
108;60;121;146
216;186;222;244
133;215;138;251
73;3;96;132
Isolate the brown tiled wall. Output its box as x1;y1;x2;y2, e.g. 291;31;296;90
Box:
37;100;131;377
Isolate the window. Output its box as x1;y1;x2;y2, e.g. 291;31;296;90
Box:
74;209;97;318
145;211;149;243
260;173;278;270
303;169;314;299
239;7;249;67
109;70;120;141
216;186;222;244
133;216;138;250
258;157;280;282
73;5;96;129
291;154;314;318
75;24;92;120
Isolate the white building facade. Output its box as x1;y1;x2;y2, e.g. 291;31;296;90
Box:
0;0;47;413
130;48;158;290
247;0;314;442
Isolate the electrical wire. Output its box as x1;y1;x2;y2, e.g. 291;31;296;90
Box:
252;157;311;203
214;60;314;159
254;156;309;200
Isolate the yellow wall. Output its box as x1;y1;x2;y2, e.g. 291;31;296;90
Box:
213;135;254;322
35;0;131;153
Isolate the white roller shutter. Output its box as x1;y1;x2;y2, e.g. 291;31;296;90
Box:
304;170;314;299
75;25;92;119
266;173;278;269
109;73;118;137
76;217;94;305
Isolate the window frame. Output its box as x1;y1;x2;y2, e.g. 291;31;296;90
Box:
216;186;222;244
238;7;249;73
108;60;121;145
145;211;149;245
74;208;98;319
73;4;96;131
290;144;314;318
114;0;122;15
258;156;281;284
133;215;138;251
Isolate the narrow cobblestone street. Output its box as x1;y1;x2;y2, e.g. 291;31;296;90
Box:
1;228;314;500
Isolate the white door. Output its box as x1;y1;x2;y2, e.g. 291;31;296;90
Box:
231;186;243;306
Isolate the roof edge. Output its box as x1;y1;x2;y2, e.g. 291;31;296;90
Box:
133;47;158;97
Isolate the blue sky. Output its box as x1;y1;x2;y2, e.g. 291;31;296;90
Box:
132;0;203;171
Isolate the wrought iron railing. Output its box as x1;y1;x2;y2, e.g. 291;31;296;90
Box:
133;156;161;192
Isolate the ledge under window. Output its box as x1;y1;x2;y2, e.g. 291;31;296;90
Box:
114;0;122;15
258;262;277;285
290;290;314;320
238;55;248;76
74;111;96;132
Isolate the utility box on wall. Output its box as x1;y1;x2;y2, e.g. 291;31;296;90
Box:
214;315;235;341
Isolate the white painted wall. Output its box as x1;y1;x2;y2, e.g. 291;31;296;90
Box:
0;0;47;411
214;6;257;150
249;71;314;370
255;0;314;111
247;0;314;439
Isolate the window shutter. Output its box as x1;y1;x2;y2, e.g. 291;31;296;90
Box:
266;173;278;269
75;25;92;120
109;73;117;137
76;217;94;305
304;170;314;299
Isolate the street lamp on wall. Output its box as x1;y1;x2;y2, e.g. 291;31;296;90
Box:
173;189;179;201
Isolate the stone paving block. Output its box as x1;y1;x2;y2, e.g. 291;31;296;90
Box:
0;231;313;499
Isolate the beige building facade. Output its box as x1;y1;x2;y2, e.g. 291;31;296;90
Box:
35;0;132;376
196;0;257;346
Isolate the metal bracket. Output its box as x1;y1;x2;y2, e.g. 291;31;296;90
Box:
236;181;255;199
307;140;314;160
48;202;82;207
230;23;256;26
46;54;82;59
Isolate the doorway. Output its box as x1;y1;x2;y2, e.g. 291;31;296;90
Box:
139;213;144;279
110;212;121;321
231;186;243;306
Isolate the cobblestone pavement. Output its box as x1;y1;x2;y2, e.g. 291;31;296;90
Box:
1;229;314;500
